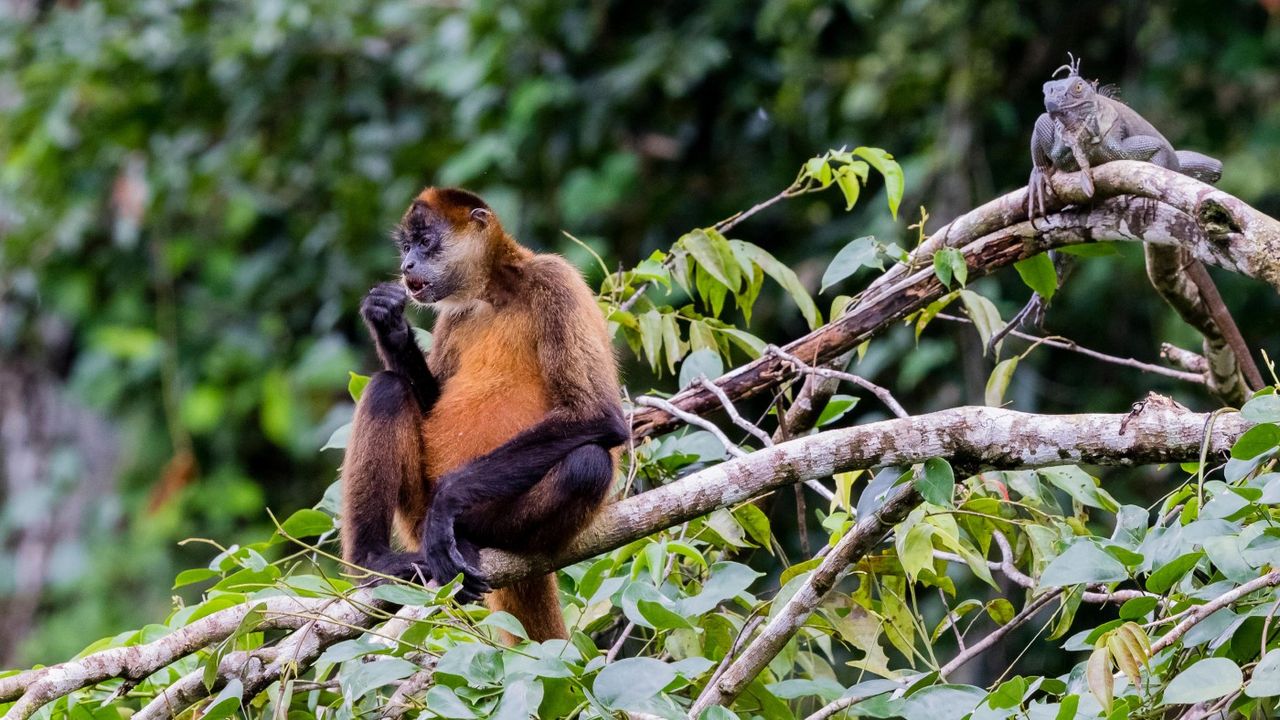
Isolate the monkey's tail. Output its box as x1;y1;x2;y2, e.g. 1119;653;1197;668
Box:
487;573;566;642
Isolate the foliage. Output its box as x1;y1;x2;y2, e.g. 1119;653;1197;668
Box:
7;142;1280;718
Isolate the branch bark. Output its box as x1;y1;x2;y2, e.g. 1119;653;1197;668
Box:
0;404;1250;718
631;162;1280;438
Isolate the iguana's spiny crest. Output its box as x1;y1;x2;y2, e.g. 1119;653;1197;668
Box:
1042;53;1099;118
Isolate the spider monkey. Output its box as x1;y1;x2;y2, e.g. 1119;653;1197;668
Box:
340;187;626;641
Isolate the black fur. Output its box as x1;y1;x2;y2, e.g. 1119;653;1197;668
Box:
360;282;438;412
419;407;626;594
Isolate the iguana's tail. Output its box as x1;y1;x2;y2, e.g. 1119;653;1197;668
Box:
1176;150;1223;185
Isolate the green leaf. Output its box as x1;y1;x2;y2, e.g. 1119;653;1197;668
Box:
985;598;1016;625
959;290;1003;354
493;678;542;720
348;371;370;402
638;310;664;371
426;686;478;718
987;676;1027;709
637;599;696;629
733;503;772;548
1013;253;1058;301
1145;551;1202;594
1118;595;1159;620
1039;540;1129;586
933;247;967;288
369;582;437;606
985;357;1018;407
854;147;905;219
279;508;333;538
1246;649;1280;697
916;458;956;507
680;562;763;616
820;236;880;293
340;657;419;700
593;657;678;710
1242;394;1280;423
173;568;219;589
202;678;243;720
1232;423;1280;460
679;348;724;390
682;228;740;291
1161;658;1242;705
320;422;351;451
1039;466;1119;512
735;241;822;330
480;611;529;641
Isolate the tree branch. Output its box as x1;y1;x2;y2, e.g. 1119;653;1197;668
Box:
632;162;1280;438
1;404;1250;718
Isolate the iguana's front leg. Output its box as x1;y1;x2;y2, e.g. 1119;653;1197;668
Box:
1067;136;1095;198
1026;113;1057;221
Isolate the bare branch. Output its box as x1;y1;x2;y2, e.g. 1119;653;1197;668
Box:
1;405;1253;718
766;345;909;419
935;313;1205;385
633;162;1280;438
634;395;745;458
1151;569;1280;655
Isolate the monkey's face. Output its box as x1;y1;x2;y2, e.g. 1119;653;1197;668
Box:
395;197;492;305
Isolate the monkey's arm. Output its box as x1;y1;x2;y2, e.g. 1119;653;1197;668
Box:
360;282;439;412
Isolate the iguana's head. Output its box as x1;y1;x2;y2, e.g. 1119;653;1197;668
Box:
1042;53;1097;118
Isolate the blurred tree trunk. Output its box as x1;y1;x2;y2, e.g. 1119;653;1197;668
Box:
0;362;118;666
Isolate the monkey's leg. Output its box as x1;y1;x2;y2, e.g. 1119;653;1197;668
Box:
461;443;615;642
340;371;431;582
420;413;626;597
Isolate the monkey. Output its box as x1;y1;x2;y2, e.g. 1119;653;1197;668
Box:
340;187;626;642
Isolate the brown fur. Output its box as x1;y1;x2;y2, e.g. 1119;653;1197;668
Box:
341;187;622;643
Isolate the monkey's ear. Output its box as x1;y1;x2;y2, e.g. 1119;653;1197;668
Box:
469;207;492;228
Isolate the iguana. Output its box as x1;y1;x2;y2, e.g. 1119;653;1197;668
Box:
1011;54;1263;392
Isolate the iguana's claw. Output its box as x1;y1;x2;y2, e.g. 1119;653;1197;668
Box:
1027;166;1055;225
1078;170;1095;199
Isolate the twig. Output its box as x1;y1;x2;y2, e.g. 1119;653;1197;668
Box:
689;484;922;713
1151;569;1280;654
0;406;1252;718
634;395;745;458
697;376;774;447
935;314;1205;384
766;345;909;419
804;591;1061;720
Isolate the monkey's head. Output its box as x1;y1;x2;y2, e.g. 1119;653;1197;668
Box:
395;187;501;305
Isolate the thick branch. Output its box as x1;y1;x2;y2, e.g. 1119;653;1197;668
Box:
2;405;1249;718
685;400;1245;710
481;403;1248;584
632;163;1280;437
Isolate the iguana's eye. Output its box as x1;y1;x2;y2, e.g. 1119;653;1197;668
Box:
1074;82;1083;93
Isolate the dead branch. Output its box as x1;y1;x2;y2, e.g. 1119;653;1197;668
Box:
1;404;1249;719
632;162;1280;438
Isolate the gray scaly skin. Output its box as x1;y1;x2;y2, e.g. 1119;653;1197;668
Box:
1027;54;1221;217
1014;55;1262;392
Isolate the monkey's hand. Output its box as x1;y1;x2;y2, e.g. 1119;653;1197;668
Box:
360;282;412;353
423;500;490;603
